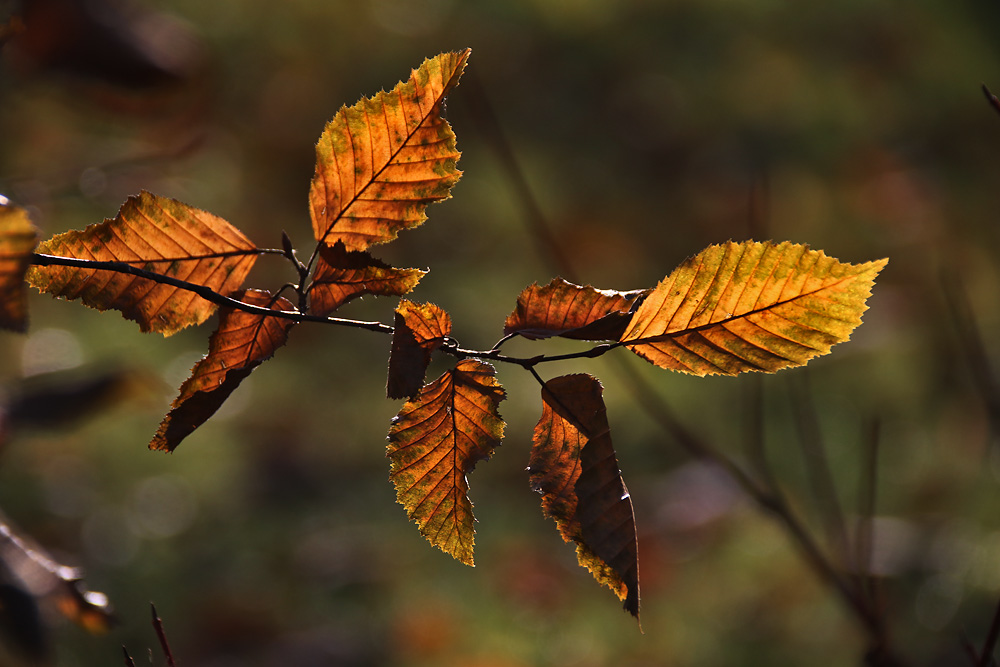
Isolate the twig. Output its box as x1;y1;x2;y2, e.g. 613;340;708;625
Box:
978;597;1000;667
151;603;175;667
856;416;883;641
29;253;394;334
122;646;136;667
983;84;1000;118
789;372;851;572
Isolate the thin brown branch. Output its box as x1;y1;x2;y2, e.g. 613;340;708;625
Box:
29;253;393;334
789;372;851;570
151;603;176;667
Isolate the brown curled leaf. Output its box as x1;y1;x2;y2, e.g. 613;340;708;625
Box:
505;277;649;341
387;300;451;399
530;373;640;618
150;289;296;452
308;242;425;317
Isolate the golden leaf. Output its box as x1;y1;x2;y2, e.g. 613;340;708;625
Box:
621;241;887;376
309;49;469;251
387;359;505;565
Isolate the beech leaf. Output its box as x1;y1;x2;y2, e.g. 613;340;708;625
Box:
387;300;451;399
621;240;887;376
26;191;257;336
530;374;640;618
308;242;425;317
505;278;649;341
309;49;468;251
386;359;505;565
150;289;296;452
0;199;39;332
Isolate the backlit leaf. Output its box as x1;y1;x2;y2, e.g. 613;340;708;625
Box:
505;278;649;341
26;191;257;336
387;359;505;565
0;200;39;332
387;300;451;399
621;240;887;376
308;242;425;317
530;374;640;618
309;49;468;251
150;289;296;452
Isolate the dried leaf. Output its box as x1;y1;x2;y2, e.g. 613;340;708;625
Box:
530;374;639;618
308;242;425;317
505;278;649;341
0;200;39;332
388;300;451;399
309;49;468;251
387;359;505;565
27;191;257;336
150;289;296;452
0;512;114;637
621;241;887;376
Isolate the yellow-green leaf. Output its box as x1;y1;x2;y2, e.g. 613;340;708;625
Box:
27;191;257;336
386;359;505;565
309;49;469;251
0;199;39;332
530;374;640;618
621;240;887;376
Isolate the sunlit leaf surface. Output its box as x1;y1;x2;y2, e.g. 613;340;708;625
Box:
308;242;425;318
27;191;257;336
309;49;468;251
621;241;886;376
387;359;505;565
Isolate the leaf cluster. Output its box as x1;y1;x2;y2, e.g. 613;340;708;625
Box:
0;50;886;622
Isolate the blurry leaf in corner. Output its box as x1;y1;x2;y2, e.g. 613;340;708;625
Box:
2;0;207;98
0;511;114;644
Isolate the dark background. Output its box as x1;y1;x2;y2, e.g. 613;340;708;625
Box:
1;0;999;664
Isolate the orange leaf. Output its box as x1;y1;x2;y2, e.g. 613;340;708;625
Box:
530;374;640;618
309;49;468;251
150;289;296;452
505;278;649;341
26;191;257;336
387;359;505;565
621;240;887;376
308;242;425;317
388;300;451;399
0;199;39;332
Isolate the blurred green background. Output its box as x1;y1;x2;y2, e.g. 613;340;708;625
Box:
1;0;1000;664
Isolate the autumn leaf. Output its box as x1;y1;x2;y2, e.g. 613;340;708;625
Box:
309;49;468;252
387;300;451;399
308;242;425;317
0;199;39;332
0;511;114;636
150;289;296;452
620;240;887;376
505;278;649;341
387;359;505;565
530;374;639;618
27;191;257;336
